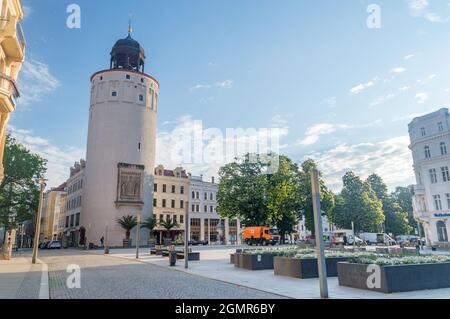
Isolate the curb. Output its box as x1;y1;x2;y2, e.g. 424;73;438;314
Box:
37;258;50;299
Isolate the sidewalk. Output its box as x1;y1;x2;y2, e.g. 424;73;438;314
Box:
99;247;450;299
0;251;47;299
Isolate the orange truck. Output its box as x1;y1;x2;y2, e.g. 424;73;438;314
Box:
242;226;280;246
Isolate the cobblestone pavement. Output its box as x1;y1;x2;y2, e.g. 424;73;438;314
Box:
39;249;284;299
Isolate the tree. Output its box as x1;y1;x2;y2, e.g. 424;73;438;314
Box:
141;216;157;239
217;154;270;226
266;155;303;242
366;174;413;235
116;215;137;240
159;217;180;240
297;159;335;237
0;135;47;231
392;186;416;232
331;172;384;233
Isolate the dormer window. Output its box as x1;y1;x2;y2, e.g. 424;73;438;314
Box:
438;122;444;132
425;146;431;159
126;74;131;80
421;127;426;137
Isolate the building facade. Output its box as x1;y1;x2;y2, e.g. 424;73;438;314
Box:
82;31;158;247
0;0;25;182
64;160;84;247
409;108;450;247
153;165;189;244
188;175;241;245
40;183;67;242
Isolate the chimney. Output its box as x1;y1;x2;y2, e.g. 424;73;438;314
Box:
211;176;215;184
200;174;203;181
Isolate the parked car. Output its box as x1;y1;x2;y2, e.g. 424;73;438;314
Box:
360;233;397;246
47;240;62;250
188;240;208;246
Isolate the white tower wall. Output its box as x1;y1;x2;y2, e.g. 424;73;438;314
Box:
82;69;158;247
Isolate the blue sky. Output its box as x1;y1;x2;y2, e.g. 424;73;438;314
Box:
10;0;450;190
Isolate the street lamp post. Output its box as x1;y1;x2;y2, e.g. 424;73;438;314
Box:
136;213;141;259
184;201;189;269
32;178;47;264
311;169;329;299
104;222;109;254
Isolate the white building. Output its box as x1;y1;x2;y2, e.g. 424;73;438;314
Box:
82;31;158;247
188;175;242;245
409;108;450;247
294;215;335;241
64;160;84;247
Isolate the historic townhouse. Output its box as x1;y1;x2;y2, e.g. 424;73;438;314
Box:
0;0;25;182
410;108;450;247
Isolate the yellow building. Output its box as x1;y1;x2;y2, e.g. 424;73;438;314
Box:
40;183;67;242
0;0;25;182
153;165;189;244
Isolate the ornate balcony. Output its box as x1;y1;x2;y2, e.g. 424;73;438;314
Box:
1;20;26;62
0;75;20;113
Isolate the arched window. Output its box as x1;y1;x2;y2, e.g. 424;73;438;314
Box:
192;191;195;199
425;146;431;159
441;142;447;155
437;221;448;242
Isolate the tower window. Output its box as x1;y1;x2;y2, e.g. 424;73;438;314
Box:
138;142;141;150
100;76;103;80
139;94;144;101
126;74;131;80
141;78;144;83
112;91;117;97
421;127;426;137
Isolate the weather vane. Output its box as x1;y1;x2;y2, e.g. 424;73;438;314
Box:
128;14;133;35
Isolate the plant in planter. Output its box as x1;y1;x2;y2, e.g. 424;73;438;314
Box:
159;217;179;245
274;250;365;279
141;216;157;247
235;246;300;270
338;254;450;293
117;215;137;248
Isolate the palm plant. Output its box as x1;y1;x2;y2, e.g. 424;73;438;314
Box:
117;215;137;240
159;217;180;240
141;216;157;239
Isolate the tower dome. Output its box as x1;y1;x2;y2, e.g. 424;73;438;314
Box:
110;32;146;72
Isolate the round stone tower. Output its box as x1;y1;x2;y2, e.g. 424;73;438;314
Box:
82;31;158;247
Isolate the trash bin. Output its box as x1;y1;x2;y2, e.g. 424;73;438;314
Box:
169;251;177;267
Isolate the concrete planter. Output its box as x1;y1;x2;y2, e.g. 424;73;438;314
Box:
176;252;200;261
274;256;350;279
234;253;279;270
337;262;450;293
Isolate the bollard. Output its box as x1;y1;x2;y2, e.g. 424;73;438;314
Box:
169;251;177;267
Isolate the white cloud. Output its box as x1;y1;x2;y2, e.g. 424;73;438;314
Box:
297;121;381;147
323;97;337;108
390;67;406;74
408;0;450;23
307;136;414;192
370;93;396;107
398;86;410;91
18;58;60;106
415;92;431;104
190;79;233;91
156;115;289;178
8;126;85;188
349;80;376;95
404;54;415;60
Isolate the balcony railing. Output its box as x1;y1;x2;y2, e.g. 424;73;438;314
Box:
16;22;26;53
0;75;20;107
